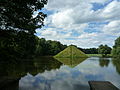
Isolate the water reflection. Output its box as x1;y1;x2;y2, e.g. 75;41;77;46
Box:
54;57;87;68
0;57;62;77
19;70;89;90
99;58;110;67
0;79;19;90
0;57;120;90
0;57;62;90
112;58;120;75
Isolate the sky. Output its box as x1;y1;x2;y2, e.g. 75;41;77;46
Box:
36;0;120;48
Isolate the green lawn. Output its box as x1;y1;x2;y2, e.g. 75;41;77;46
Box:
86;54;112;57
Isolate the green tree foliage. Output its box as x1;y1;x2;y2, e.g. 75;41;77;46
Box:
115;37;120;47
79;48;98;54
35;38;67;56
98;44;112;57
112;37;120;57
0;30;37;60
0;0;47;60
0;0;47;34
46;40;67;55
36;38;47;55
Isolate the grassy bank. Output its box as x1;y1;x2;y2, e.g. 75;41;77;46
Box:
86;54;112;57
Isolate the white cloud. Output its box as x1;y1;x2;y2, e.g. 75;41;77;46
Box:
37;28;73;41
36;0;120;48
41;29;57;36
45;0;108;11
52;9;73;27
103;20;120;36
100;0;120;20
50;0;120;26
37;28;115;48
59;32;115;48
78;33;98;39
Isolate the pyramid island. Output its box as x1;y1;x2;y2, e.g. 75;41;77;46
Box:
54;45;88;58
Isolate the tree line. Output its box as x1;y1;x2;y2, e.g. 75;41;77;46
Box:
0;30;67;60
35;37;67;56
79;48;98;54
76;45;111;57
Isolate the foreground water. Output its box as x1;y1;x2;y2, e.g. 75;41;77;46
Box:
0;57;120;90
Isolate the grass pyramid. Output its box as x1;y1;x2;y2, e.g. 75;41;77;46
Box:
54;45;88;58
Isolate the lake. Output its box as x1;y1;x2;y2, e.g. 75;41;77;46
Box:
0;57;120;90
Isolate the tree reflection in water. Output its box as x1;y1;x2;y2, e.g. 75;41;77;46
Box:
98;57;120;75
99;58;110;67
112;58;120;75
0;57;62;90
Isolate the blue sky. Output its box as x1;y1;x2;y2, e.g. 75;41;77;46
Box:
35;0;120;48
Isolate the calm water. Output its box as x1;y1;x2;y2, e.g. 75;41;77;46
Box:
0;57;120;90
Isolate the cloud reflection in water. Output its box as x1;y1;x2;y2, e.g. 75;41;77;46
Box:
19;57;120;90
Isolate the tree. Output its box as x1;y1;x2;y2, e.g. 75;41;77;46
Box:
115;36;120;47
0;0;48;60
79;48;98;54
0;30;37;60
112;37;120;57
0;0;47;34
98;44;112;57
34;38;67;56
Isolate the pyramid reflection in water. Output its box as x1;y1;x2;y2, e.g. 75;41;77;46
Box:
55;57;88;68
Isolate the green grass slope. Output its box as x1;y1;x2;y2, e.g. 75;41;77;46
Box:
54;45;88;58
